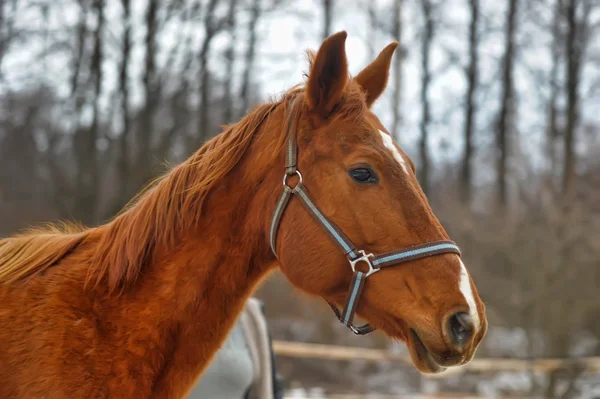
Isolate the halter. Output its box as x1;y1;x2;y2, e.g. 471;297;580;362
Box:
269;101;461;335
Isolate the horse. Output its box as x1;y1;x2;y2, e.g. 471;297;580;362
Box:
0;31;487;398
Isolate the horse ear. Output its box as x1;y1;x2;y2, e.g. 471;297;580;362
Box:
354;42;398;108
305;31;349;118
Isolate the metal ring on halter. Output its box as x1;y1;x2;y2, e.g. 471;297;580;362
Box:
348;250;378;277
283;170;303;189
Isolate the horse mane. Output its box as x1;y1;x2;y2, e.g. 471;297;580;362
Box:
0;97;284;289
0;222;90;283
89;96;289;292
0;75;368;292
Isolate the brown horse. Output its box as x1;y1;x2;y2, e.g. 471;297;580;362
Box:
0;31;487;398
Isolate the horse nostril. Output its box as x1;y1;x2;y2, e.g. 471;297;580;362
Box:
447;312;474;346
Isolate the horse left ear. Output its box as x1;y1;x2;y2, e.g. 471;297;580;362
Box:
306;31;349;118
354;42;398;108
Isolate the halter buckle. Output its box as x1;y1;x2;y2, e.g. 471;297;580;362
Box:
349;250;378;277
283;170;303;189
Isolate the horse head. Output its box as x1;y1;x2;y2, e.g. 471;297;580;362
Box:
269;31;487;374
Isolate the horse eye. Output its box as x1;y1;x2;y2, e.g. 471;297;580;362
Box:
349;167;378;184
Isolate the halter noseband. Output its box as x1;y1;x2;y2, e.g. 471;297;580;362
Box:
269;100;461;335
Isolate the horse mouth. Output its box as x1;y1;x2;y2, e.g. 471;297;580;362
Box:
408;329;446;374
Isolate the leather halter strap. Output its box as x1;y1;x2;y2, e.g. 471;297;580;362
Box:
269;99;461;335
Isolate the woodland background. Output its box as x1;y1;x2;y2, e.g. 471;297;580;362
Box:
0;0;599;397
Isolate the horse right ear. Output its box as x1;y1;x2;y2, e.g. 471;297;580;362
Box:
305;31;349;119
354;42;398;108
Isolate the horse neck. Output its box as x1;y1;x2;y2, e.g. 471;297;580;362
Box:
105;131;282;313
90;100;288;293
141;158;278;313
82;110;287;396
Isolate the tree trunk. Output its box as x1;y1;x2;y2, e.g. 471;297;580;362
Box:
460;0;479;204
322;0;333;40
0;0;18;79
75;0;103;224
419;0;434;196
89;0;103;191
546;0;563;190
71;0;88;97
196;0;219;147
239;0;260;116
391;0;403;142
367;0;377;60
117;0;131;198
222;0;238;124
496;0;518;209
562;0;582;199
138;0;158;173
0;0;4;66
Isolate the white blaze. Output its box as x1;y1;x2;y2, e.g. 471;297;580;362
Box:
459;259;480;330
378;129;478;330
378;130;409;174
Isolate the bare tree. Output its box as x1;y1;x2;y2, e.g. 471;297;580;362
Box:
419;0;434;195
497;0;518;209
222;0;239;123
117;0;131;189
239;0;261;115
460;0;479;204
391;0;403;142
322;0;333;40
0;0;18;82
562;0;591;199
0;0;6;69
546;0;563;188
89;0;103;184
138;0;158;175
72;0;104;224
366;0;377;60
71;0;89;98
67;0;90;215
196;0;220;146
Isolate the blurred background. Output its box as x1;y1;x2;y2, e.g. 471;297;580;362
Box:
0;0;599;397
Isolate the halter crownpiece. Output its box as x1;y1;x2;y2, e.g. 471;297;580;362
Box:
269;98;461;335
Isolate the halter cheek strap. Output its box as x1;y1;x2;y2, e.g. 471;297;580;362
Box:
269;100;461;335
